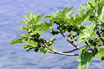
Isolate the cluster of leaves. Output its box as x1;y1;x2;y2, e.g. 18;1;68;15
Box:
10;0;104;69
10;13;56;54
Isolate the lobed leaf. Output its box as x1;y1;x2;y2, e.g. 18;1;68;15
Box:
79;23;96;44
78;51;96;69
18;26;28;31
98;6;104;22
96;48;104;58
27;40;38;47
10;39;24;45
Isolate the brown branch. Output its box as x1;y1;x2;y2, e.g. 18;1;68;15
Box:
60;31;79;49
49;51;79;56
44;43;79;56
62;46;94;53
62;48;79;53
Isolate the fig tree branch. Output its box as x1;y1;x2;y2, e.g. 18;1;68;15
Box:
60;31;79;49
49;51;79;56
62;48;79;53
44;43;79;56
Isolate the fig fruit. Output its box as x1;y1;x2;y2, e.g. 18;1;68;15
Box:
67;33;71;37
26;47;31;51
72;33;77;37
34;48;39;52
88;39;93;44
24;45;28;49
74;38;77;41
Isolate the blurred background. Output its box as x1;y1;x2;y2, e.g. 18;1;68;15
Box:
0;0;103;69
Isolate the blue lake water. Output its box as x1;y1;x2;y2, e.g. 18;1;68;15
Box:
0;0;103;69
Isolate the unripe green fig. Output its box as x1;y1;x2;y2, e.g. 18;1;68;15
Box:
50;38;54;41
37;34;40;37
67;33;71;37
97;43;101;46
34;48;39;52
50;28;53;33
42;44;45;47
62;30;65;32
67;25;73;32
72;33;77;37
72;27;77;31
88;39;93;44
59;25;65;30
74;37;77;41
40;37;43;39
50;38;56;42
44;40;47;43
24;45;28;49
101;57;104;62
49;42;52;44
28;29;32;33
101;27;104;32
26;47;31;51
60;27;63;30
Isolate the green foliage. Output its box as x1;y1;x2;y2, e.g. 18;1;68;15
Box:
79;23;96;43
78;51;96;69
10;0;104;69
77;45;97;69
98;6;104;22
96;48;104;58
10;39;24;45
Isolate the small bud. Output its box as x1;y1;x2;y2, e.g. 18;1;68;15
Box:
24;45;28;49
67;33;71;37
28;29;32;33
74;38;77;41
40;37;44;42
72;33;77;37
26;47;31;51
